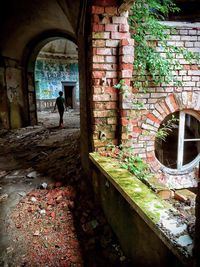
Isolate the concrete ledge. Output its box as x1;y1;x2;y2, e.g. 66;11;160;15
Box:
89;153;193;267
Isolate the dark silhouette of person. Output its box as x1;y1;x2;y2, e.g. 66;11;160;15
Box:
54;91;65;128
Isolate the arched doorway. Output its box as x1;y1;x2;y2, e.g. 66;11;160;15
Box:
24;32;78;126
34;38;80;128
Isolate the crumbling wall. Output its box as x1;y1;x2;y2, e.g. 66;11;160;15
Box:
124;22;200;188
90;2;134;149
90;17;200;188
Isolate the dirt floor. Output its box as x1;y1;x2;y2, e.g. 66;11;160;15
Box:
0;111;131;267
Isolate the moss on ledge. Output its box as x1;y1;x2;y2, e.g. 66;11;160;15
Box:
89;152;172;224
89;152;193;263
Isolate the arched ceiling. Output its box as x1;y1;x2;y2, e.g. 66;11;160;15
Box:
38;39;78;60
0;0;85;60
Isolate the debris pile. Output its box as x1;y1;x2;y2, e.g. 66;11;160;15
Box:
0;115;130;267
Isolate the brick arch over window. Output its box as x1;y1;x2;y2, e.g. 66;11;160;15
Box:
140;92;200;189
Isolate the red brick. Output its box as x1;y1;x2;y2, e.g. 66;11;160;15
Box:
120;46;134;55
105;56;117;63
120;39;134;46
169;94;178;110
92;55;104;63
105;6;118;15
92;79;101;86
122;78;131;86
105;102;117;109
93;94;110;101
103;87;117;94
106;40;119;47
92;24;105;32
121;117;129;126
191;64;199;70
112;78;118;86
105;24;118;32
93;110;116;117
147;113;161;124
183;64;191;70
91;6;104;14
92;32;110;39
92;40;106;47
120;69;133;78
112;48;117;55
111;32;130;40
120;55;134;64
119;63;133;70
106;71;118;78
119;23;129;32
92;71;106;78
133;127;142;133
92;102;105;110
92;86;102;94
93;14;100;23
107;117;117;124
93;63;117;71
93;48;97;55
109;93;118;100
159;101;170;114
112;16;127;24
93;117;107;125
97;48;112;55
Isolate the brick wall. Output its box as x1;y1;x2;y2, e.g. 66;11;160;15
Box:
125;22;200;189
90;15;200;188
90;2;200;187
90;3;134;150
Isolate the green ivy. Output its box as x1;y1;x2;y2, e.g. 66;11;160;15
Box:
129;0;199;89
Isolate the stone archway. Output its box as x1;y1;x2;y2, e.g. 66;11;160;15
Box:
23;31;77;126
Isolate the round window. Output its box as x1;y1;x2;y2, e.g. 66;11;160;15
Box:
155;111;200;171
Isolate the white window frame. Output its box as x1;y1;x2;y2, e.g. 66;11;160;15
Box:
159;111;200;174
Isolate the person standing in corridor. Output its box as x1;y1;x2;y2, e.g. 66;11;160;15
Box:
54;91;65;128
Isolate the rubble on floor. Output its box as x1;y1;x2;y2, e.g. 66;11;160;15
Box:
0;113;131;266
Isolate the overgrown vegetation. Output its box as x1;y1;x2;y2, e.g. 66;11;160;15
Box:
129;0;199;89
100;144;151;180
156;114;179;141
101;0;199;180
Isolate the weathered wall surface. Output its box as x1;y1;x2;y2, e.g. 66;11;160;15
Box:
124;22;200;189
90;158;186;267
35;58;79;108
90;17;200;189
90;4;134;149
0;0;82;128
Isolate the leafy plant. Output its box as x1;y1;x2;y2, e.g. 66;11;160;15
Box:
156;114;179;141
100;144;151;180
114;79;145;109
129;0;199;89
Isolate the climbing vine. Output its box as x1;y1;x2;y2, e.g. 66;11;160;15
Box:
129;0;199;89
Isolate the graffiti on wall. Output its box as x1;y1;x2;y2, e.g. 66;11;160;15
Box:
35;58;79;101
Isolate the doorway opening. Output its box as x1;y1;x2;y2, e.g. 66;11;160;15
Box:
33;38;80;128
62;82;77;110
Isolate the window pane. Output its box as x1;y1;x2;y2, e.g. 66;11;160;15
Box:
155;112;179;169
155;112;200;170
183;114;200;165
